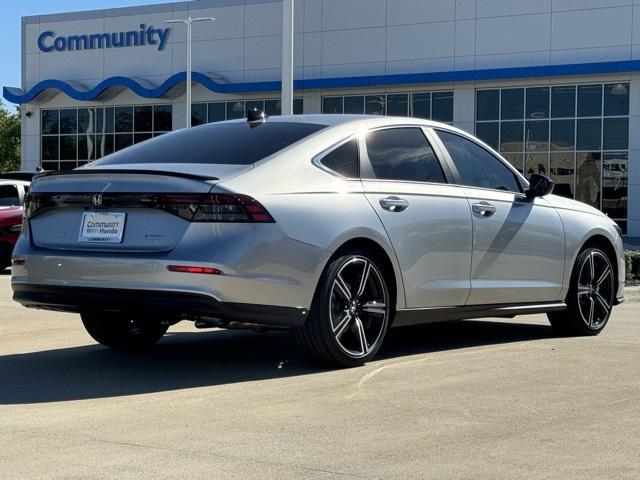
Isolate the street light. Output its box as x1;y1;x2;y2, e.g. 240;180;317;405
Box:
165;16;215;128
281;0;294;115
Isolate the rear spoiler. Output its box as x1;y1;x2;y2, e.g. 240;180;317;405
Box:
33;169;219;182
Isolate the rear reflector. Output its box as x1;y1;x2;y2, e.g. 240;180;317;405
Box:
167;265;222;275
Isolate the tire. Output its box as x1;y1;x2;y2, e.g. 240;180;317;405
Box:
295;249;392;367
548;246;615;336
81;312;168;350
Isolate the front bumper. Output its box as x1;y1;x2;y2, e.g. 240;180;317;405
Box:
12;284;308;328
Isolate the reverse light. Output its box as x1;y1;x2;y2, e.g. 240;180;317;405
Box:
167;265;222;275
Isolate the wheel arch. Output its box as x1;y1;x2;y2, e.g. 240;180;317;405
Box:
578;234;620;293
321;236;405;311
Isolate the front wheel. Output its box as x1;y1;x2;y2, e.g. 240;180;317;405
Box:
548;247;615;336
81;312;168;350
295;250;392;367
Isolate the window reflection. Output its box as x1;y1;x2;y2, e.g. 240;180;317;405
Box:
526;87;549;119
476;122;499;150
550;152;575;198
576;152;601;209
344;96;364;114
525;153;548;180
365;95;386;115
501;89;524;120
602;152;628;218
40;105;172;170
411;93;430;119
525;120;549;152
500;121;523;152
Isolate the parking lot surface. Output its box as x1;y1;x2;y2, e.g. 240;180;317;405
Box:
1;271;639;479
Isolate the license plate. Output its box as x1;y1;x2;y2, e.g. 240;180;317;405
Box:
78;212;126;243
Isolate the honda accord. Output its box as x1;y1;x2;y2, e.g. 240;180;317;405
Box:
11;114;625;366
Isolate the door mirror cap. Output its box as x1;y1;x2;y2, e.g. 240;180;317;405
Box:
525;174;554;199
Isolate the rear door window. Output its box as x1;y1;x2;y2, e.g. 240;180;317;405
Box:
364;128;447;183
436;130;522;192
319;139;359;178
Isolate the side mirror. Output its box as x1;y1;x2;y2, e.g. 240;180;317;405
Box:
525;174;554;199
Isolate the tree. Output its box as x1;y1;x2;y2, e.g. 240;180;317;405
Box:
0;102;20;172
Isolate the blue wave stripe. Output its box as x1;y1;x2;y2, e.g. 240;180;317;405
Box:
5;59;640;104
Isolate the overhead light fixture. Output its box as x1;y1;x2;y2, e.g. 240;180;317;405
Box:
611;83;628;96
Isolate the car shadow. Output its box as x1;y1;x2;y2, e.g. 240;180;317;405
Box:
0;319;554;405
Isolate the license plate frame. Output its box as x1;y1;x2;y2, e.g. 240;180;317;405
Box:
78;211;127;244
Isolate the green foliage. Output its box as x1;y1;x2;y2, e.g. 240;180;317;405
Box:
0;102;21;173
625;251;640;285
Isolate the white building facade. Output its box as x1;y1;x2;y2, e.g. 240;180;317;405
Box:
5;0;639;235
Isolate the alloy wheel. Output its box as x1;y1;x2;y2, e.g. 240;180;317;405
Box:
577;250;614;329
329;257;389;358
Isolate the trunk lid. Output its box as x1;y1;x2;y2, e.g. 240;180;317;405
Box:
28;169;221;253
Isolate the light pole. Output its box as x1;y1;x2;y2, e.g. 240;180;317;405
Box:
166;16;215;128
281;0;294;115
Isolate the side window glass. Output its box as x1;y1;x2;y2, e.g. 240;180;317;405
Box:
436;130;521;192
0;185;20;206
365;128;446;183
320;139;359;178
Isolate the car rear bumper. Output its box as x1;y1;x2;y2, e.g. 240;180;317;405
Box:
12;284;308;328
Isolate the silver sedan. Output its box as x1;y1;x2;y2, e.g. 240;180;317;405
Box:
11;114;625;367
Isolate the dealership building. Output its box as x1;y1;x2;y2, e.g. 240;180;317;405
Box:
4;0;640;234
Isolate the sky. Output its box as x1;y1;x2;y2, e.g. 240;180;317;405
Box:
0;0;170;110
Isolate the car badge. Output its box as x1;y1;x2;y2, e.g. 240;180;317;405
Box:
91;193;103;207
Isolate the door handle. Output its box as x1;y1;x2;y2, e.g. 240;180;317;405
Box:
379;196;409;212
472;201;497;216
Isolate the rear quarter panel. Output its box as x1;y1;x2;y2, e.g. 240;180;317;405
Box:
219;127;407;309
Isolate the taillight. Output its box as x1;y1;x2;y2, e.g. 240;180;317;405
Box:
164;193;274;223
24;192;274;223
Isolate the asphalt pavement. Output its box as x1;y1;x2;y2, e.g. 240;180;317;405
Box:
1;270;638;479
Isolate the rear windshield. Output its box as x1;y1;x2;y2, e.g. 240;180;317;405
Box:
91;121;327;166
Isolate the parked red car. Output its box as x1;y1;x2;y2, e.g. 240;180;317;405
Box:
0;207;23;269
0;179;31;270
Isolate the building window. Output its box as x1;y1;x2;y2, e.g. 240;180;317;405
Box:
475;83;629;228
41;104;172;171
191;98;303;126
321;91;454;123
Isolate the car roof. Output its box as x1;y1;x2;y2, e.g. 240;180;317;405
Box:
224;114;446;128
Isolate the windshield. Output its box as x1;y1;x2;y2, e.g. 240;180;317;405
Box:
90;121;327;166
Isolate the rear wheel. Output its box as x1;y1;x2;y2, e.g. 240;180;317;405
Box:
548;247;615;336
295;250;391;367
81;312;168;350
